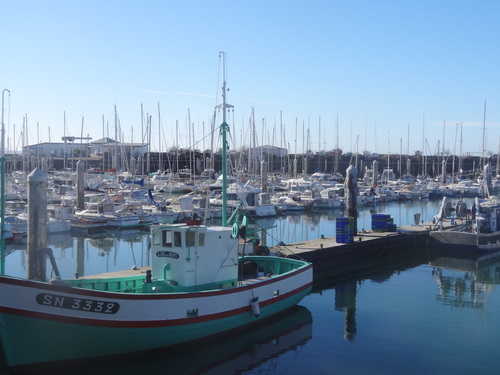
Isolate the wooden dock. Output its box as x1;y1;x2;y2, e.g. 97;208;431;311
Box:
271;228;430;280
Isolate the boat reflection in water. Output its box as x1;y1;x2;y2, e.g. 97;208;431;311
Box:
24;305;312;375
428;249;500;309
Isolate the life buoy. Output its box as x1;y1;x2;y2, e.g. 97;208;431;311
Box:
232;222;240;238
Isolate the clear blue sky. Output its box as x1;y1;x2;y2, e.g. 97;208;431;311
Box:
1;0;499;157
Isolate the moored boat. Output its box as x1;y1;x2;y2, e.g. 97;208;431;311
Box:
428;196;500;252
0;219;312;371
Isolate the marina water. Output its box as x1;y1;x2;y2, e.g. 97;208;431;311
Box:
2;198;499;374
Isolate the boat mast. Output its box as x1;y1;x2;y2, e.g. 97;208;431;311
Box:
216;52;233;226
497;136;500;177
158;103;162;172
147;114;152;182
140;103;145;178
1;89;10;275
114;105;119;173
458;122;463;173
482;100;487;168
335;114;339;173
422;114;425;177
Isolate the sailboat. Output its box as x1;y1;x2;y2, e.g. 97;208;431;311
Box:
0;54;313;372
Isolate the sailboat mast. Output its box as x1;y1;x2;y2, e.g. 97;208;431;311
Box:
1;88;11;275
147;115;151;181
422;115;425;176
141;103;145;177
482;100;487;167
459;122;463;173
158;103;162;172
114;105;119;172
497;136;500;177
280;111;283;172
335;114;339;173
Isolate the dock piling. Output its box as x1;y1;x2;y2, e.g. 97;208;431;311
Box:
76;160;85;210
346;164;358;234
27;168;48;280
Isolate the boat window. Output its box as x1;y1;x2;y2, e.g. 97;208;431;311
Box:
104;203;114;212
198;233;205;246
186;231;195;247
174;232;182;247
162;231;173;247
153;232;161;245
246;194;256;206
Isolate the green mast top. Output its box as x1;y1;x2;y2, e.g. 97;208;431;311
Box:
215;52;233;227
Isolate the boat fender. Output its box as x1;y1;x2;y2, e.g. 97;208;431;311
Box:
250;297;260;318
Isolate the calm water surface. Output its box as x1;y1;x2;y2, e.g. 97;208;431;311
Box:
2;199;500;374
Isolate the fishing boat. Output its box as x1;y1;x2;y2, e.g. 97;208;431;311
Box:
428;196;500;252
0;218;312;371
0;53;313;372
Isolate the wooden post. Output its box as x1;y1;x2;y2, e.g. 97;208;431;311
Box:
76;160;85;210
261;160;268;193
27;168;47;280
346;164;358;235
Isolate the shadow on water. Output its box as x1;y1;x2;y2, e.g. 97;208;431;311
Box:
312;244;430;288
0;305;312;375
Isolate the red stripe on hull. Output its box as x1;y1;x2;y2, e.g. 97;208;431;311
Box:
0;282;313;328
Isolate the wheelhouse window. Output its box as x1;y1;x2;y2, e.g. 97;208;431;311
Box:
161;230;183;247
162;230;173;247
186;231;195;247
174;232;182;247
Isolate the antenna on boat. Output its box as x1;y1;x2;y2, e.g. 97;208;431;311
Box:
215;52;234;226
1;89;10;275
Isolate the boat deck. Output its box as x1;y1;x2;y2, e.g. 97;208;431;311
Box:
69;266;269;285
69;267;151;280
398;220;460;235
